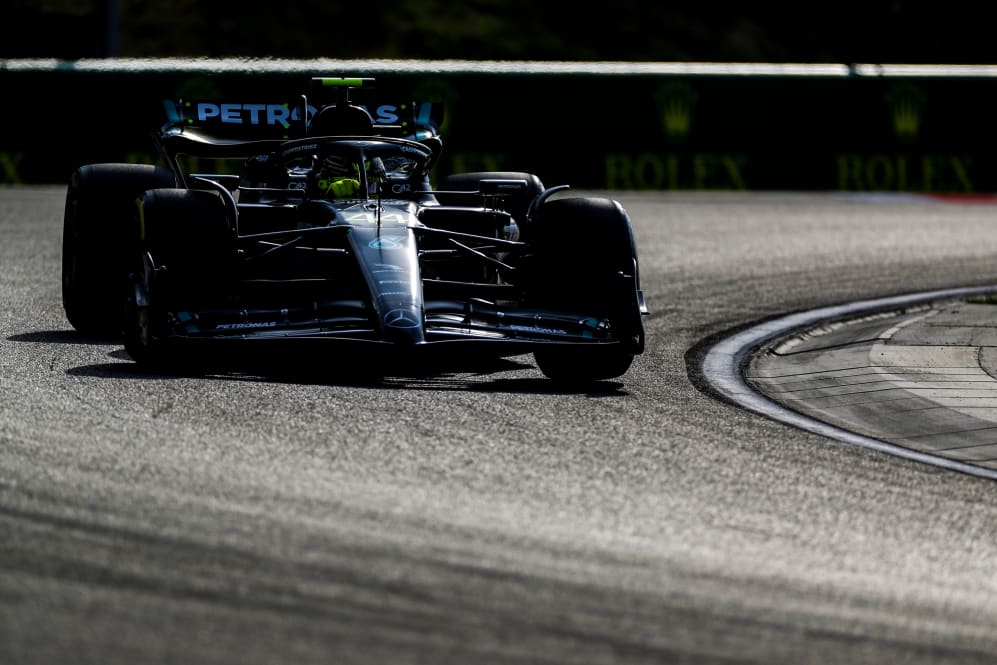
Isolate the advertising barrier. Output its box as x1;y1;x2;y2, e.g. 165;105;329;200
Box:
2;60;997;192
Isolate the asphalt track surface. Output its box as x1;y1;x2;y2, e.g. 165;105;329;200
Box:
3;186;997;664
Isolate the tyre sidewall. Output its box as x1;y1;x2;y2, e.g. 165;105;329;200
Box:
62;163;176;336
528;197;644;381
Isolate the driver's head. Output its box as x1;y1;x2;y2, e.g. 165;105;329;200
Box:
319;154;357;178
315;154;361;198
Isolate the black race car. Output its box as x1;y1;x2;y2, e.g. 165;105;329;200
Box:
62;77;648;382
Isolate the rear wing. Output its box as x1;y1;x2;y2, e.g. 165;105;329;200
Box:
162;93;444;141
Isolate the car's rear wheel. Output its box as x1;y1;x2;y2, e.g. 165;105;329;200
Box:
62;163;176;336
527;197;644;383
123;189;235;368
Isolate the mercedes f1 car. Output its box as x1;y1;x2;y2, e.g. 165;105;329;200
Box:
62;77;648;382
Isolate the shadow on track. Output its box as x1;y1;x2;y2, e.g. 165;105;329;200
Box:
10;330;629;396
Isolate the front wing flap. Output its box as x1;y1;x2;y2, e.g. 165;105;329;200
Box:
158;298;621;349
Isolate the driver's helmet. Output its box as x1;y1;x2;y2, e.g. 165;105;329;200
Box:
314;154;362;198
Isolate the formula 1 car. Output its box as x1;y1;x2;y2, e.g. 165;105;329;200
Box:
62;77;648;382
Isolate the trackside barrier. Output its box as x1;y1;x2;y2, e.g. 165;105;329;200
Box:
3;59;997;192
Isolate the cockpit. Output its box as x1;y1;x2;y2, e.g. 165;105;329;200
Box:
294;138;434;201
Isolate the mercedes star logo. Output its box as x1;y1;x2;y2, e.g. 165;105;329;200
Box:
384;308;421;329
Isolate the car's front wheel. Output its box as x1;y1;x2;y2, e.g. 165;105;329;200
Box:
527;197;645;383
122;188;235;368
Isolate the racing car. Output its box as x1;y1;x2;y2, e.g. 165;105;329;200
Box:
61;77;648;382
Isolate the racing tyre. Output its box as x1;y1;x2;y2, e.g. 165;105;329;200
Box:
438;171;544;240
528;197;645;383
62;163;176;336
123;189;235;368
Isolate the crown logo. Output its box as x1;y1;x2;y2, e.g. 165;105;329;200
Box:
886;84;924;144
654;82;696;143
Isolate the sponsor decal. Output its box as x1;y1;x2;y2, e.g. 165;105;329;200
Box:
383;309;421;329
653;81;697;144
885;83;925;144
368;236;406;250
605;152;748;190
194;103;310;128
282;143;318;158
836;153;973;192
215;321;279;330
397;143;429;155
188;102;435;129
371;103;437;130
509;324;568;336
